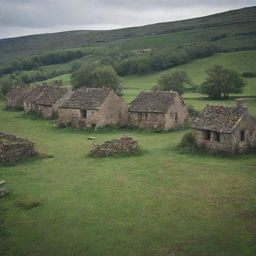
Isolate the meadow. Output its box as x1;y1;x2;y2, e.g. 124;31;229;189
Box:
1;47;256;255
44;50;256;115
0;101;256;256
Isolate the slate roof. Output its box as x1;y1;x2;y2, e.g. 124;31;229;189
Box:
191;104;248;133
5;86;31;101
24;85;48;103
35;86;69;106
59;87;112;110
128;91;179;113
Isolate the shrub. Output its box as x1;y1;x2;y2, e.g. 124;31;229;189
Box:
16;199;42;210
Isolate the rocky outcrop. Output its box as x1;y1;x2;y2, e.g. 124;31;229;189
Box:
90;136;138;157
0;132;38;163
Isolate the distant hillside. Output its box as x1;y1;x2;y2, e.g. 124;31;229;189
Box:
0;6;255;65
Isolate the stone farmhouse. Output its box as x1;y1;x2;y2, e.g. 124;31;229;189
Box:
58;87;128;128
191;99;256;153
5;86;31;109
128;91;189;130
24;85;48;113
35;86;70;119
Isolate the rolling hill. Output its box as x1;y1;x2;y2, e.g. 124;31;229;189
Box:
0;6;255;65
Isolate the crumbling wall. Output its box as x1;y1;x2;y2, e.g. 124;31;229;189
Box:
0;133;38;163
90;136;138;157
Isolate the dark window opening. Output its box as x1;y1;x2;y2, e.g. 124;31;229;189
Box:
240;131;245;141
145;113;148;121
204;130;211;140
137;112;142;122
81;110;87;119
215;132;220;142
91;123;96;129
174;113;178;122
119;112;121;119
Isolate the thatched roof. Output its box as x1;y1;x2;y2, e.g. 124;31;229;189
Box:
35;86;69;106
24;85;48;103
5;86;31;102
60;87;112;110
128;91;179;113
192;104;248;133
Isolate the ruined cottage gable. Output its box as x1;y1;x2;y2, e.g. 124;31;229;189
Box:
24;85;49;104
128;91;179;113
60;87;112;110
5;86;31;108
35;86;69;106
192;104;248;133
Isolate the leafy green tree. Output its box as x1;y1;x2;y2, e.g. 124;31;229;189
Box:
157;70;191;95
200;65;245;98
71;64;122;94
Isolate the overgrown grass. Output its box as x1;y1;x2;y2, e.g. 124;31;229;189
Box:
0;101;256;256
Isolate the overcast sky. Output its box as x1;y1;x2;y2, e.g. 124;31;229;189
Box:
0;0;255;39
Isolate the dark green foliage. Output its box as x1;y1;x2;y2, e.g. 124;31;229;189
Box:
71;64;122;94
157;70;191;95
187;105;200;117
113;44;217;76
16;200;42;210
0;50;86;75
0;76;26;97
200;65;246;98
242;72;256;78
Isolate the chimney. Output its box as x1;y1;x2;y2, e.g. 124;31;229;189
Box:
236;99;244;108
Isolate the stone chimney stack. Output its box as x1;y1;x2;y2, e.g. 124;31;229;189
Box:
236;99;244;108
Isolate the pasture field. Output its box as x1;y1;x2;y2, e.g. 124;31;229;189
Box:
43;50;256;116
0;98;256;256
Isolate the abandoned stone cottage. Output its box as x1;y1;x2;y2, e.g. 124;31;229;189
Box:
128;91;189;130
58;87;128;128
23;85;48;113
35;86;70;119
191;99;256;153
5;86;31;109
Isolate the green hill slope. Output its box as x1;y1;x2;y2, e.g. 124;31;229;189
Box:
0;6;255;65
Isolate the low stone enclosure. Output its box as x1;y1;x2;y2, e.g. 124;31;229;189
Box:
90;136;139;157
0;132;38;164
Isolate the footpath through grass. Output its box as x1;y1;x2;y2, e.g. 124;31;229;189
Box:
0;101;256;256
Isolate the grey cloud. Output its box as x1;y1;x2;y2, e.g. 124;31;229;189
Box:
0;0;255;39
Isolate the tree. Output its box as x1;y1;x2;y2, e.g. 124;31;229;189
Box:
157;70;191;95
71;64;122;94
200;65;246;98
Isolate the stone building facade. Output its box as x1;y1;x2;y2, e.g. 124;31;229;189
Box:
191;100;256;153
23;85;48;113
35;86;70;119
5;86;31;109
128;91;188;130
58;87;128;128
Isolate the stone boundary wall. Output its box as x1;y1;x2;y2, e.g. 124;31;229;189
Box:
90;136;138;157
0;133;38;163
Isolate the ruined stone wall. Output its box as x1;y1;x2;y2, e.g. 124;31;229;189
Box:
128;111;165;130
0;133;37;163
24;102;39;113
231;113;256;152
90;136;138;157
97;91;128;127
58;92;128;129
5;98;20;108
165;96;189;130
192;129;233;152
192;113;256;153
38;105;56;119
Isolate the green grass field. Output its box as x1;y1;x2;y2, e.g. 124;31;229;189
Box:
0;102;256;256
43;50;256;116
